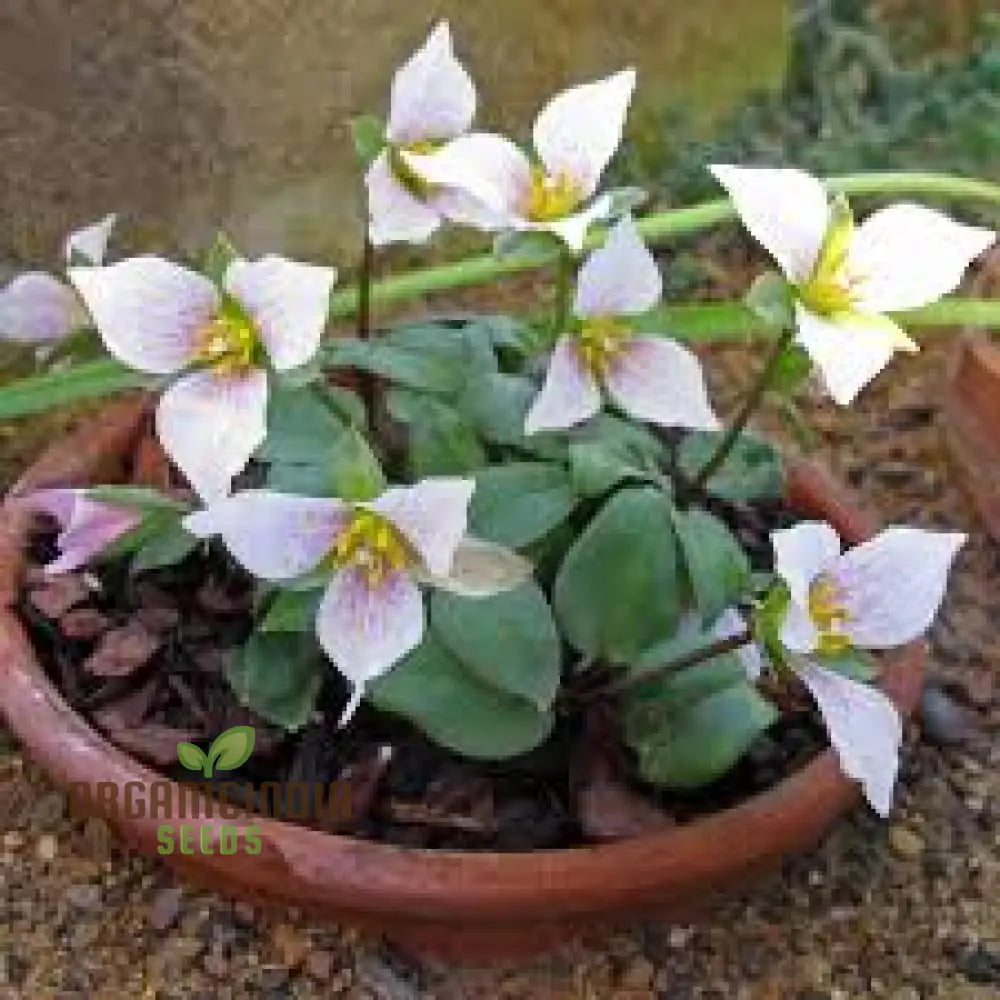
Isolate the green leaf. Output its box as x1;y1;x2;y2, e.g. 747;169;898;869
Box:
86;486;189;514
176;742;207;772
816;648;876;682
207;725;256;773
469;462;576;548
626;682;778;790
456;372;561;456
670;507;750;624
200;232;240;287
630;647;749;706
130;522;199;574
388;321;499;375
351;115;385;166
327;426;387;500
769;344;813;397
388;390;486;477
744;271;794;329
678;432;783;501
259;385;345;463
329;338;465;395
431;582;561;710
462;315;535;354
492;230;561;262
260;588;322;633
554;487;682;663
568;440;657;498
370;634;553;760
226;632;323;732
0;359;148;420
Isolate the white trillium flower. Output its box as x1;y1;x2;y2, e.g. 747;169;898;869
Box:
365;21;480;246
524;217;719;434
183;481;531;723
401;69;636;251
763;520;966;815
0;214;116;344
70;254;337;501
709;164;995;404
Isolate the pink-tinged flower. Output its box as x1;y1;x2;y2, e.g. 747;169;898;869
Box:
710;164;995;403
70;254;337;501
365;22;480;246
524;217;719;434
764;521;966;815
15;488;140;574
0;214;116;344
401;69;636;251
183;481;531;723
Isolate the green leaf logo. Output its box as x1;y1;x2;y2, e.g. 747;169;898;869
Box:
176;725;255;778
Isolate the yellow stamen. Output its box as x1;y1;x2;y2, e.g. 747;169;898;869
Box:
808;575;852;655
190;314;256;375
798;195;864;317
524;165;583;222
576;316;631;377
330;509;412;589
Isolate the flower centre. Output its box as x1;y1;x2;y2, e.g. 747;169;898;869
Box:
798;197;864;318
576;316;631;377
330;510;412;589
807;574;852;655
190;313;257;375
524;166;583;222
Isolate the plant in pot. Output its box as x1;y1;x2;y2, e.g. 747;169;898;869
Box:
1;21;1000;961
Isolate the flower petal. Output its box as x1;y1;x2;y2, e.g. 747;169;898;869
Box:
183;491;348;581
713;607;764;680
224;256;336;372
63;213;117;266
401;133;531;223
604;337;719;431
13;488;81;525
365;151;443;246
0;273;86;344
533;69;636;199
156;369;268;501
387;21;476;145
530;193;616;252
771;521;842;609
368;478;475;578
798;662;902;817
794;304;916;406
833;527;966;649
316;567;425;712
70;257;218;374
779;600;820;655
574;216;661;317
709;165;830;283
524;335;602;434
49;500;141;574
849;203;995;313
421;536;533;598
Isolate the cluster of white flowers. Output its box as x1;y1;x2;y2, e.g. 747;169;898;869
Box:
11;22;992;815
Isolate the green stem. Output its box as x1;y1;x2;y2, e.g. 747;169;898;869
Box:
691;325;796;493
327;171;1000;318
610;630;753;694
357;233;374;341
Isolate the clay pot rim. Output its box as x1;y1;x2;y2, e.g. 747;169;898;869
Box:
0;400;925;929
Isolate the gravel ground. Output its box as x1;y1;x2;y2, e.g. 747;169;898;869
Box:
2;336;999;999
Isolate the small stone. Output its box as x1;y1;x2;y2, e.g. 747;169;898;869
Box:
28;575;90;618
306;949;335;981
149;885;183;931
889;825;924;859
668;925;694;949
921;685;975;746
67;883;102;912
58;606;111;640
959;943;1000;984
3;831;24;850
36;834;58;861
272;922;308;968
83;624;162;677
233;901;256;926
203;947;230;980
619;955;655;991
960;673;995;709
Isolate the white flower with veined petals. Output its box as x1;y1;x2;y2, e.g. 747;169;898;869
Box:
183;481;531;724
0;214;116;344
365;21;480;246
70;254;337;502
763;521;966;815
13;488;141;574
401;69;636;251
709;164;995;404
524;216;719;434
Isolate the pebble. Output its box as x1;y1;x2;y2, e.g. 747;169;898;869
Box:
619;954;655;991
36;834;58;862
305;948;336;981
668;925;694;949
3;831;24;851
67;883;102;912
889;826;925;860
273;922;309;968
920;686;975;746
149;885;183;931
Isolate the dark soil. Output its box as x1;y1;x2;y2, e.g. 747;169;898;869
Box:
19;487;825;853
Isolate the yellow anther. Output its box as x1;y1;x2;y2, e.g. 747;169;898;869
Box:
330;509;412;589
808;575;852;655
576;316;631;377
191;314;256;374
524;165;583;222
798;196;861;317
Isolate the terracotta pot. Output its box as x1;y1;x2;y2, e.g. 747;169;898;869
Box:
0;403;926;962
943;334;1000;541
